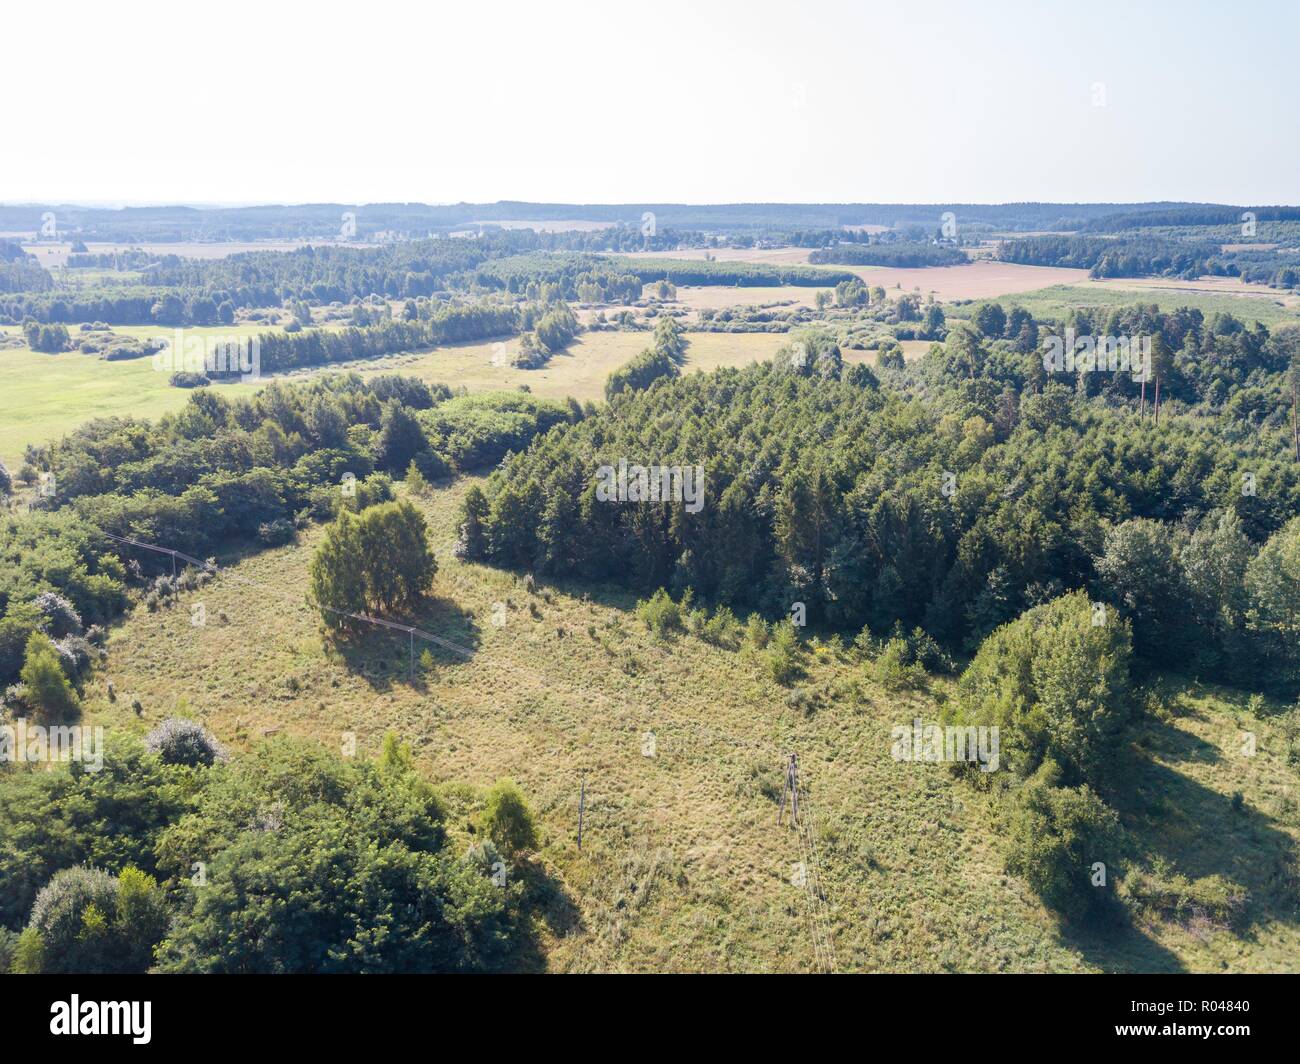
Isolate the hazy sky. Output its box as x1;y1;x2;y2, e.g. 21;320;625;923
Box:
5;0;1297;206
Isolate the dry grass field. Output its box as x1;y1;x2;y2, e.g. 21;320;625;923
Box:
74;478;1300;973
663;285;830;312
839;260;1091;300
632;247;823;266
630;246;1092;300
339;330;792;404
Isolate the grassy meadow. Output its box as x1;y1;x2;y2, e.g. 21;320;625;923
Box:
0;327;793;469
0;324;271;469
75;478;1300;973
956;284;1300;328
346;330;792;405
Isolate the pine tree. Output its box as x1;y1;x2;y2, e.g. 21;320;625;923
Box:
1149;334;1174;423
309;510;368;629
405;459;431;498
374;401;427;472
19;632;80;723
456;485;490;560
1288;354;1300;460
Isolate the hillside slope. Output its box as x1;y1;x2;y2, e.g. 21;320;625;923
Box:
73;479;1300;973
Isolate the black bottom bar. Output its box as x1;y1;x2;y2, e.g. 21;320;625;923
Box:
4;972;1288;1050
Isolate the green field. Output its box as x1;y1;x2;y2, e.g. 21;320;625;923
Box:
77;478;1300;973
7;269;1298;473
0;324;270;469
0;327;792;469
955;284;1300;328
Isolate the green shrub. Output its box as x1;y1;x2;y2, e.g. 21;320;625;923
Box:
636;588;682;638
19;632;80;724
873;625;953;689
767;621;803;685
411;449;451;483
702;605;741;648
17;865;167;973
170;371;210;388
426;392;572;472
478;779;539;856
0;602;45;686
405;460;432;497
0;736;192;930
851;625;880;659
946;590;1134;785
1005;761;1123;921
875;637;929;690
152;741;524;973
464;839;508;882
0;926;18;973
257;517;295;546
11;928;43;973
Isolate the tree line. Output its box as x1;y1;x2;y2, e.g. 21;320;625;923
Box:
809;242;966;268
605;316;687;399
997;234;1300;289
0;373;578;698
459;314;1300;692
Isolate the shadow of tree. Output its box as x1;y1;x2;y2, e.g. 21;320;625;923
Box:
528;858;585;937
1135;713;1222;766
481;858;584;973
329;593;481;691
1060;713;1300;972
518;572;644;615
1055;906;1189;973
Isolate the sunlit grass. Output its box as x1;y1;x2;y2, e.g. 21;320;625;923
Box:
75;479;1300;972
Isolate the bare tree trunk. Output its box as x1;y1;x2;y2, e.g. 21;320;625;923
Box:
1140;378;1146;417
1154;376;1161;425
1293;384;1299;460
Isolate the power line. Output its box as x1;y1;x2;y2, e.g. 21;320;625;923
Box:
86;520;839;971
793;800;830;973
777;751;837;973
797;776;840;973
92;528;475;665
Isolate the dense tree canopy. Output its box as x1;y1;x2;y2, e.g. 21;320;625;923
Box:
310;500;437;628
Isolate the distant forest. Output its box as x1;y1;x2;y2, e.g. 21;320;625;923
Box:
0;238;858;326
0;201;1236;241
998;234;1300;289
